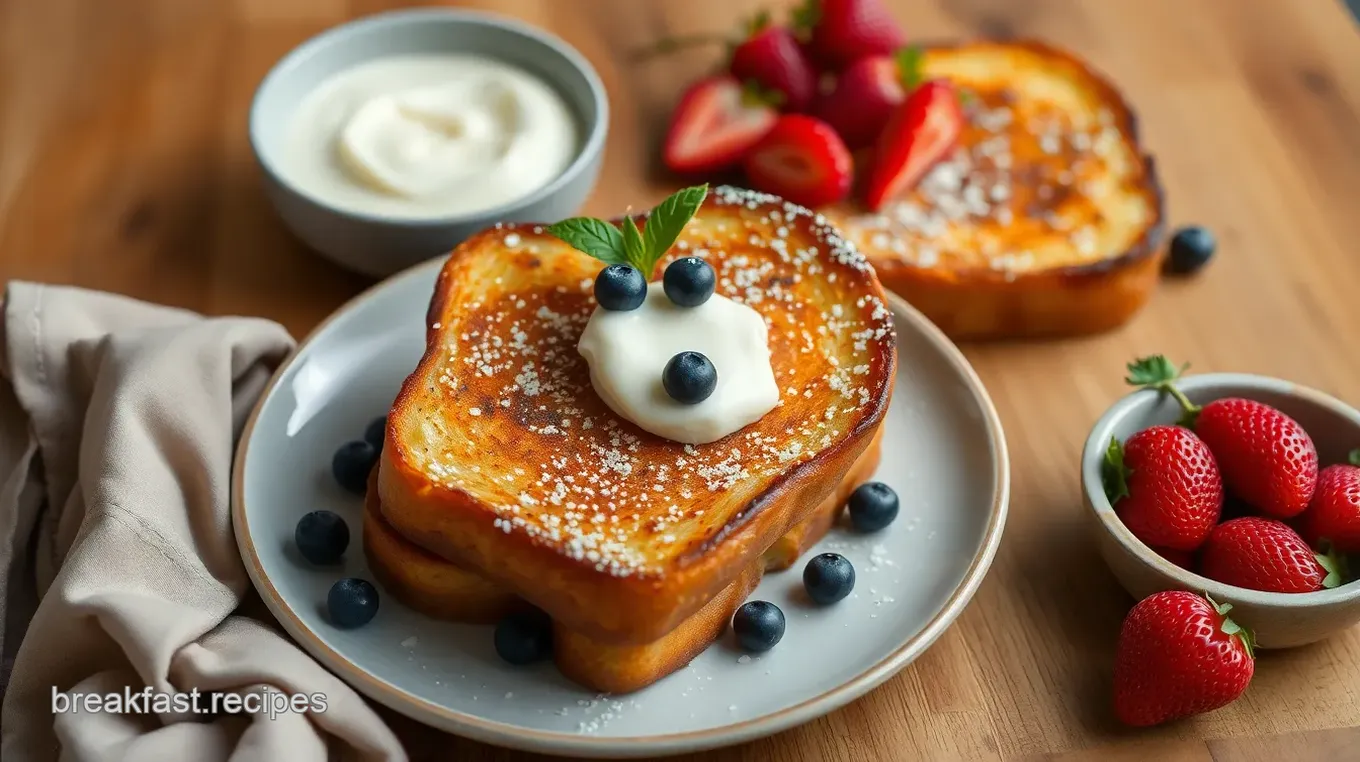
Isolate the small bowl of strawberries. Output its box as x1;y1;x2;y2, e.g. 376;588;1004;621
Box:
1082;356;1360;649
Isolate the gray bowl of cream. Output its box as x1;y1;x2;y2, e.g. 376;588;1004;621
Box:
248;8;608;277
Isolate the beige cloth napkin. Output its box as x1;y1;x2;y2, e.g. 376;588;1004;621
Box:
0;282;407;762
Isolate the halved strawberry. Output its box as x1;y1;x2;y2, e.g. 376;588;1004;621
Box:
862;80;962;212
796;0;907;71
743;114;853;208
663;76;778;175
730;12;818;112
813;47;921;149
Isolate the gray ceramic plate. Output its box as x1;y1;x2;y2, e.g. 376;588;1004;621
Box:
231;259;1010;758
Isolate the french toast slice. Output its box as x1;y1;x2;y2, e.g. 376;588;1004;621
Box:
828;40;1165;340
362;431;881;693
379;186;896;646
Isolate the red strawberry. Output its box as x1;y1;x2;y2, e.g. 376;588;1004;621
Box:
862;80;963;211
663;76;778;175
811;47;919;149
743;114;853;208
1196;398;1318;519
1113;591;1254;727
1103;425;1223;551
1300;450;1360;553
730;13;818;112
1200;517;1342;593
796;0;907;71
1123;356;1319;519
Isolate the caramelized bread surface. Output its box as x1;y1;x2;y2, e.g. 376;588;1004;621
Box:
829;40;1165;340
363;433;881;692
380;187;896;645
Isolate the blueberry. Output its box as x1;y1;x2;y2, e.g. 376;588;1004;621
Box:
294;510;350;565
594;264;647;311
803;552;856;604
1165;225;1216;275
494;609;553;665
327;578;379;628
847;481;899;532
662;257;716;307
663;351;717;405
732;600;785;653
364;416;386;450
332;440;377;495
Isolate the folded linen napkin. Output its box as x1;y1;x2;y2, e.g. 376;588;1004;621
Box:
0;282;407;762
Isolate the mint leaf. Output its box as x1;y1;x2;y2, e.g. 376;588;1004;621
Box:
621;216;646;271
641;184;709;274
545;217;627;265
896;46;924;92
1349;449;1360;467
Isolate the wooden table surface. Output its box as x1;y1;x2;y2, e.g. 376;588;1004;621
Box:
4;0;1360;759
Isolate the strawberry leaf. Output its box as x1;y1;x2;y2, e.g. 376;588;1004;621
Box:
740;78;785;108
1349;449;1360;467
1317;547;1346;589
1102;437;1132;505
1124;355;1202;425
545;218;628;266
1125;355;1187;387
791;0;819;35
1207;593;1255;659
895;46;925;92
747;9;772;35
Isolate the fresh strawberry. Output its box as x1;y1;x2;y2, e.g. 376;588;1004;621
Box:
1196;399;1318;519
730;12;818;112
1103;425;1223;551
862;80;963;211
1113;591;1254;727
1300;450;1360;553
663;76;778;175
1123;356;1319;519
811;47;923;149
743;114;853;208
1200;517;1343;593
796;0;907;71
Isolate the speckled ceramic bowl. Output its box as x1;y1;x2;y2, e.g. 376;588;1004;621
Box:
248;8;608;278
1082;373;1360;648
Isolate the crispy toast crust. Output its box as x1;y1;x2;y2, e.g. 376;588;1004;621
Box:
830;40;1166;340
363;433;881;692
380;187;895;645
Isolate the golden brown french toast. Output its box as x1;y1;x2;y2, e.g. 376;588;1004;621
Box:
828;40;1165;340
363;431;881;693
378;186;896;647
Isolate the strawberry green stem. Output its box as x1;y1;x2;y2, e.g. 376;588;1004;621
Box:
631;33;729;61
1123;355;1202;427
1316;544;1348;589
1207;593;1255;659
1349;449;1360;467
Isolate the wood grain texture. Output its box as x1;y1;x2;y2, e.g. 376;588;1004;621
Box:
3;0;1360;759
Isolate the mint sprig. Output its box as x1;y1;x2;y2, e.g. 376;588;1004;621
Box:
548;185;709;276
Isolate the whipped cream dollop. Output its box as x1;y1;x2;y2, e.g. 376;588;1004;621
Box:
282;55;579;218
577;282;779;445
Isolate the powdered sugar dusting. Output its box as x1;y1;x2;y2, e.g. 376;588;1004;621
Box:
402;189;894;577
